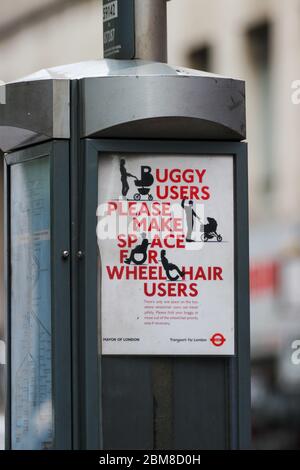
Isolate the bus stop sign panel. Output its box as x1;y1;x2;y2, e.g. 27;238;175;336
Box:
103;0;135;59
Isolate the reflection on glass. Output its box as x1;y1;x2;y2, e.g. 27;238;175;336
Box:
0;340;5;449
10;157;53;450
0;162;5;449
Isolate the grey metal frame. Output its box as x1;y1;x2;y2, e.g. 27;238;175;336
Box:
4;140;72;450
83;139;250;450
2;137;250;450
74;139;101;450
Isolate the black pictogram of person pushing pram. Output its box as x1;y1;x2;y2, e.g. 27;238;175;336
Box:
133;166;154;201
181;200;223;243
201;217;223;242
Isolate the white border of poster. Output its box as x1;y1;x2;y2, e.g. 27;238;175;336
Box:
97;154;235;355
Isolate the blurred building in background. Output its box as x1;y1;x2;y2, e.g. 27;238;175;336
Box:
169;0;300;449
1;0;300;450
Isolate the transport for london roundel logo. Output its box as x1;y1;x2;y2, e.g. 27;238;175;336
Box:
210;333;226;347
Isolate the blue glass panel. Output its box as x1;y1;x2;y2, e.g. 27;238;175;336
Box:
10;157;52;450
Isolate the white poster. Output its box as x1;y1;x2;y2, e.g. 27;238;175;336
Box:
97;154;235;355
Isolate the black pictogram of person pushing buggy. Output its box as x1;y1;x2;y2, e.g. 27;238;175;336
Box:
181;200;223;243
120;160;154;201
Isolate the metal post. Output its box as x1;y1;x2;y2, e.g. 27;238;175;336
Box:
134;0;169;62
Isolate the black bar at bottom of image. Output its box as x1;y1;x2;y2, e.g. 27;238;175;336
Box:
0;450;295;466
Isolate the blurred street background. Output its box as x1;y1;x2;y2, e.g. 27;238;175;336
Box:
1;0;300;450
